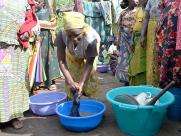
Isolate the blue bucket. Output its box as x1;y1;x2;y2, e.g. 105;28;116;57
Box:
56;100;106;132
106;86;175;136
167;87;181;121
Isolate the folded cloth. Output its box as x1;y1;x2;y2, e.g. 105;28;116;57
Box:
69;90;80;117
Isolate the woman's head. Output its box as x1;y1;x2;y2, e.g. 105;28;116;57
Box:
139;0;148;7
66;28;85;46
120;0;138;9
63;12;88;45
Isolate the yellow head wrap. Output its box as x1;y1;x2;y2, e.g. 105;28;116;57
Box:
63;11;89;32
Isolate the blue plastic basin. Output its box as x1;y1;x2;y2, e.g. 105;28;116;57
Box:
106;86;175;136
167;87;181;121
30;92;67;116
56;100;106;132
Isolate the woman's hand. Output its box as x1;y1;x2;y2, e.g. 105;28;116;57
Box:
140;35;146;48
78;82;84;98
67;81;80;92
20;32;30;41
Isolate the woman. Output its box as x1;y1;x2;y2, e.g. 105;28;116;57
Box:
33;0;62;91
155;0;181;88
140;0;160;86
129;0;148;85
56;12;100;99
115;0;138;85
0;0;35;129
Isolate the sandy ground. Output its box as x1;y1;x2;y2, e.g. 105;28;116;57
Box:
0;72;181;136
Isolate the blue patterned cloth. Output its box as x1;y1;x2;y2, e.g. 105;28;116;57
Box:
111;0;122;23
115;28;133;83
83;1;112;44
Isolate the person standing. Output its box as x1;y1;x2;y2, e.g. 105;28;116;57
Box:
141;0;160;86
155;0;181;88
0;0;36;129
56;12;100;99
115;0;138;85
33;0;62;91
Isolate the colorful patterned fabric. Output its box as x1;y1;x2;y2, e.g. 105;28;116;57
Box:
0;0;29;45
17;0;37;49
155;0;181;88
115;28;133;83
119;8;137;29
176;2;181;50
28;37;43;88
146;19;159;86
35;0;62;87
129;7;146;85
73;0;83;13
115;8;136;83
0;44;29;122
129;32;146;85
132;7;145;32
83;1;112;43
65;50;100;100
109;50;119;75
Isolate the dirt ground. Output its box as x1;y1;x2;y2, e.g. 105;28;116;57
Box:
0;72;181;136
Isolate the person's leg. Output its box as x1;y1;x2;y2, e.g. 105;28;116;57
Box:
49;80;57;91
0;45;29;129
11;118;23;129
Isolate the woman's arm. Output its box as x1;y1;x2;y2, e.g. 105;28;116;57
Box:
79;57;95;86
39;0;57;30
78;57;95;96
56;32;79;91
141;11;150;48
38;19;56;30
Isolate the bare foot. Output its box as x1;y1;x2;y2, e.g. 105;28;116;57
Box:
11;119;24;129
49;84;57;91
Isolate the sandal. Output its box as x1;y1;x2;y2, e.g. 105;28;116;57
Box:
11;118;24;129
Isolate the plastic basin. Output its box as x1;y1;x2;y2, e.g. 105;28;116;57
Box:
97;65;109;73
106;86;175;136
167;87;181;121
56;100;106;132
30;92;67;116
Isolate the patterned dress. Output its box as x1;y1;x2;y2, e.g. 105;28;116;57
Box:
155;0;181;88
35;0;61;87
129;7;146;85
0;0;30;123
115;8;136;83
145;0;160;86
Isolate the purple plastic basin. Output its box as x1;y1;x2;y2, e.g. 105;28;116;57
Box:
30;92;67;116
97;65;109;73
